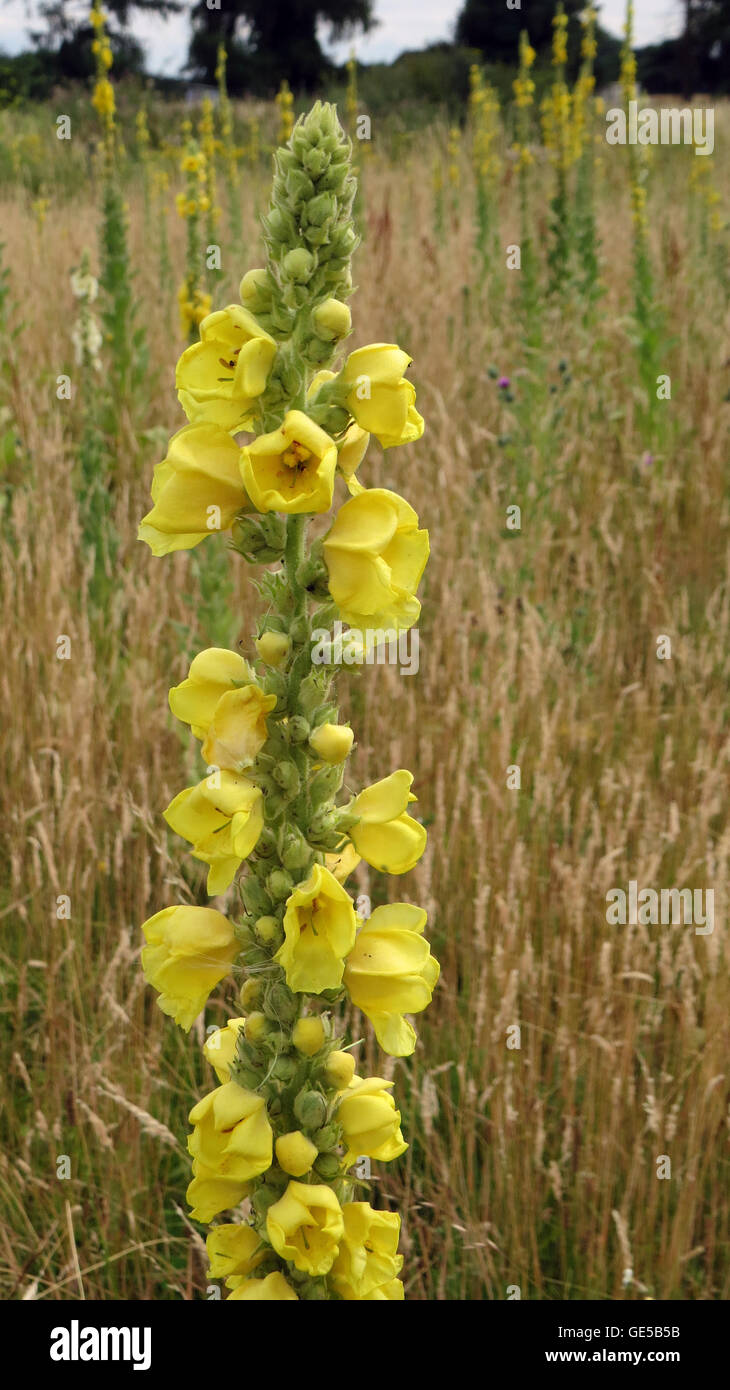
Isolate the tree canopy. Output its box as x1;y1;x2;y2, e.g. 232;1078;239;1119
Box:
186;0;375;91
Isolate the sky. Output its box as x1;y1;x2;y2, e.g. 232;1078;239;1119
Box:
0;2;685;77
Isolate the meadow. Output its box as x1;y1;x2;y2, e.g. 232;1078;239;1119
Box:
1;37;729;1300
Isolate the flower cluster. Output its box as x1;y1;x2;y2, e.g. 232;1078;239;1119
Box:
139;102;438;1301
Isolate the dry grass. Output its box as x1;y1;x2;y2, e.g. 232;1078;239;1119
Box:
1;95;729;1301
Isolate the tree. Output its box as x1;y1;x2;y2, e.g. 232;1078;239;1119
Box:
24;0;181;82
678;0;730;94
455;0;585;60
187;0;375;93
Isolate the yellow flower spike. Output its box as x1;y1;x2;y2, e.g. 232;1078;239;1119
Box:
186;1081;273;1222
275;1130;319;1177
349;769;426;874
343;903;440;1057
138;423;249;557
169;648;253;739
323;1050;356;1089
309;369;370;480
201;684;277;773
337;1075;408;1164
275;865;358;994
163;771;264;896
291;1016;327;1056
176;304;277;433
240;410;338;515
341;343;424;449
203;1017;246;1083
323;486;428;633
266;1181;344;1275
309;722;354;764
140;906;239;1031
227;1272;299;1300
331;1203;403;1300
206;1224;265;1288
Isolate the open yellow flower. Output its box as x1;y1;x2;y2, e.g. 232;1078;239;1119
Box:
227;1272;299;1300
274;863;358;993
138;423;248;556
325;842;361;884
170;650;274;772
343;903;440;1056
206;1223;265;1288
169;649;252;740
141;906;238;1031
240;410;337;514
203;1017;246;1083
164;771;263;896
342;344;424;449
186;1081;273;1223
330;1203;404;1300
350;770;426;874
176;304;277;433
337;1076;408;1164
266;1182;344;1275
323;487;429;632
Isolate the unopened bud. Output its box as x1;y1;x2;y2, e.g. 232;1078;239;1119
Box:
254;915;280;945
239;977;263;1010
273;761;300;796
314;1152;342;1181
312;297;351;341
294;1088;328;1130
275;1131;318;1177
266;868;294;901
239;267;269;305
292;1017;327;1056
309;722;354;764
283;248;315;282
256;631;291;668
244;1012;269;1043
264;980;298;1023
323;1050;356;1089
287;716;311;744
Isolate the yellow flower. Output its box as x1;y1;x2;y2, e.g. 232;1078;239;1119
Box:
309;369;370;480
309;722;354;764
163;770;264;896
325;842;361;884
337;1075;408;1164
343;903;440;1056
227;1272;298;1300
141;906;239;1031
255;631;291;668
206;1223;265;1287
203;1016;246;1082
176;305;276;433
341;344;424;449
349;770;426;874
323;487;429;633
331;1203;403;1300
138;423;249;556
275;864;357;994
266;1182;344;1275
240;411;337;515
169;648;253;739
275;1130;319;1176
186;1081;273;1222
200;685;276;772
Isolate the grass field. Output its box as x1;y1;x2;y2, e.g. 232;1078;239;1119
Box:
1;61;729;1301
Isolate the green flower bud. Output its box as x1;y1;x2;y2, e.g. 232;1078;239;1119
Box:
283;248;315;282
230;1063;263;1090
263;980;298;1023
287;715;311;744
314;1152;342;1181
244;1012;269;1043
314;1123;341;1153
239;267;270;306
239;977;263;1010
251;1184;281;1219
266;868;295;901
254;914;281;945
281;829;313;873
294;1089;328;1130
271;1055;299;1083
273;761;300;796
